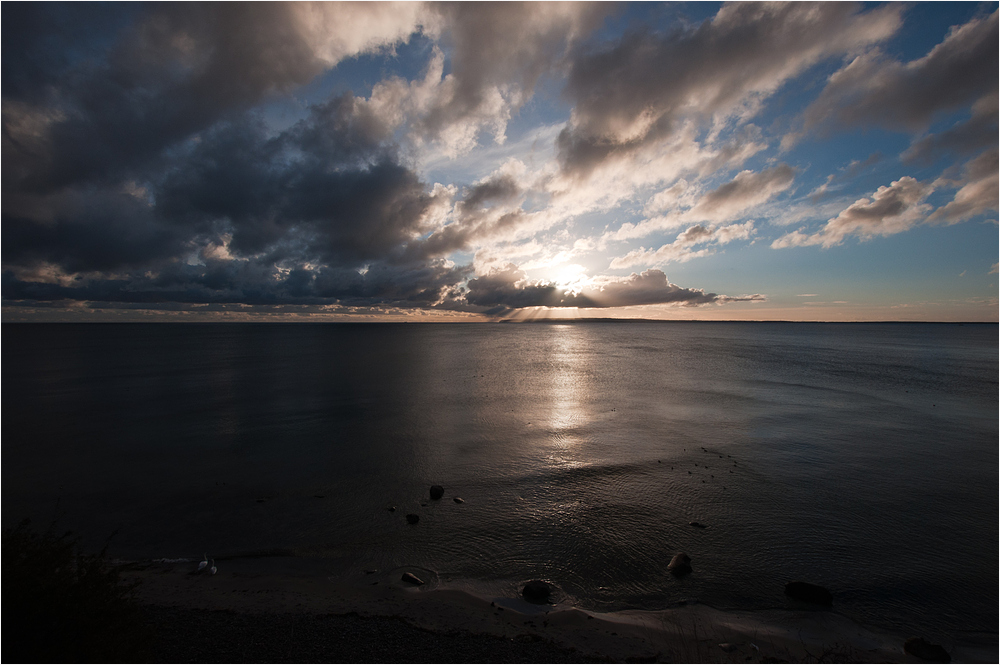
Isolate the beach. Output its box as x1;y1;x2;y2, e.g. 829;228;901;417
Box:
124;555;998;663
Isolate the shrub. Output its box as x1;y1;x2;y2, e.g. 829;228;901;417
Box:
2;520;150;663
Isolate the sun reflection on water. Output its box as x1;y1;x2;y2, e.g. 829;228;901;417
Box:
544;324;592;466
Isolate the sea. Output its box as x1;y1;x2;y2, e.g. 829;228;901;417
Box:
3;321;997;642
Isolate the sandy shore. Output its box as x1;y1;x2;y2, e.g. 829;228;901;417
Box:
123;556;997;663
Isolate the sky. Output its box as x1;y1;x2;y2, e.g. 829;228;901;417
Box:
2;1;998;322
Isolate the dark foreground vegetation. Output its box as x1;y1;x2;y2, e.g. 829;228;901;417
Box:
3;520;151;662
2;521;595;663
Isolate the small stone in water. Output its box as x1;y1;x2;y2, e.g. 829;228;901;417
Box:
401;572;425;586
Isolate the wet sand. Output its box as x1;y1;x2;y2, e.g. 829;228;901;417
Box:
122;556;997;663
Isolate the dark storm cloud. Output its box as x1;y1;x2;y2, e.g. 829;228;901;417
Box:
2;186;185;274
466;265;562;309
5;4;315;192
5;256;470;310
2;2;426;193
465;265;758;312
1;3;141;101
557;2;902;176
157;94;438;265
5;89;441;280
3;88;466;310
798;10;998;137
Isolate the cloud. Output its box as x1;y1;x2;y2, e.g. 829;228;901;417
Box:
15;2;987;321
3;257;472;311
2;186;183;274
465;264;762;313
772;177;933;248
927;149;999;225
685;164;796;222
791;10;998;143
4;91;458;308
807;153;883;203
155;96;442;266
368;3;613;156
774;149;998;249
545;120;769;228
398;159;573;264
2;3;432;194
609;221;756;269
2;3;670;318
557;2;902;176
902;95;999;164
605;164;791;242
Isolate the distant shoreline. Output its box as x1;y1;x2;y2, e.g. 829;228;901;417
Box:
123;557;999;664
3;318;997;325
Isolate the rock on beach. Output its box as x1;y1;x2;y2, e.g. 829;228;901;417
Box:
429;485;444;500
668;552;692;576
904;637;951;663
522;580;555;604
784;581;832;606
401;572;425;586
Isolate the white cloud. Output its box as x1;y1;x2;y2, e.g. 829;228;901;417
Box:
291;2;436;66
684;164;796;223
610;221;756;269
772;177;933;248
603;164;794;243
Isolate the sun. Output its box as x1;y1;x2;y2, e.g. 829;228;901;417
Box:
553;264;588;291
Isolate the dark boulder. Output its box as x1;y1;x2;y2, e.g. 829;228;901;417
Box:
688;521;708;528
430;485;444;500
405;514;420;524
903;637;951;663
522;580;555;604
784;581;832;606
668;552;692;576
401;572;425;586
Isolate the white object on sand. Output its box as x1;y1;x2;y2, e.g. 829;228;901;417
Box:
197;553;208;572
209;558;217;575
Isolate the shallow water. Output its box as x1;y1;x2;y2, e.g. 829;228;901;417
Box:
3;322;997;639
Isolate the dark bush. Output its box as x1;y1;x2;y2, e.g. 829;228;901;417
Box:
2;520;150;663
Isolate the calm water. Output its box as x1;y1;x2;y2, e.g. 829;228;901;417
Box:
3;322;997;639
